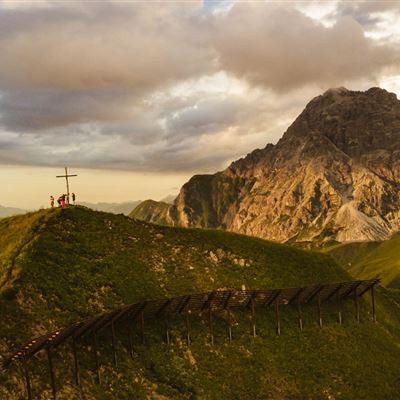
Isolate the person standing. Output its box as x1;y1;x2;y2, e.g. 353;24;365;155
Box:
72;192;76;205
50;196;54;208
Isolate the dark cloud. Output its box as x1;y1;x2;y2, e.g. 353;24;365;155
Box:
0;1;399;173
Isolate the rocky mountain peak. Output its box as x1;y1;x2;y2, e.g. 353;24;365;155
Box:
138;87;400;244
281;87;400;158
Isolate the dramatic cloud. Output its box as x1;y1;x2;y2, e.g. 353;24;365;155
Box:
0;1;399;174
214;4;399;91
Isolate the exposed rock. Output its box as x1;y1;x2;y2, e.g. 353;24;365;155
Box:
139;88;400;243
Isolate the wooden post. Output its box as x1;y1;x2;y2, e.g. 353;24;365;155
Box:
23;358;33;400
140;310;145;345
93;331;101;384
251;298;256;337
208;305;214;345
46;347;57;400
111;321;118;367
165;313;171;345
371;285;376;323
128;325;134;359
227;308;232;341
354;287;360;323
317;292;322;328
72;336;80;386
275;301;281;336
297;300;303;331
186;311;191;346
337;292;342;325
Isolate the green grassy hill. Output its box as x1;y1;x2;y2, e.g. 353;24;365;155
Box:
129;199;171;225
1;207;400;399
325;234;400;288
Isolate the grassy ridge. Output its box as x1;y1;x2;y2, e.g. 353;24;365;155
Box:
129;199;171;225
1;207;400;399
325;234;400;288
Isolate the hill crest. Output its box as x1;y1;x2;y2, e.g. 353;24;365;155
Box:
2;207;400;399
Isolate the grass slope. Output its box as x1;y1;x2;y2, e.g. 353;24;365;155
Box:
325;234;400;288
0;207;400;399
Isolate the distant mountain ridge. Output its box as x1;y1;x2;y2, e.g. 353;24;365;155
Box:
82;195;175;216
0;205;26;218
79;201;141;215
137;87;400;243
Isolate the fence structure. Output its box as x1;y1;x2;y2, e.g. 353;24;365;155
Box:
2;278;379;399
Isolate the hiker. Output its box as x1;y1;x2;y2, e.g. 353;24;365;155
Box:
61;194;66;208
50;196;54;208
57;196;62;207
72;192;76;205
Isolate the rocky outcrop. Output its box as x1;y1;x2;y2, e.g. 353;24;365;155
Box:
144;87;400;243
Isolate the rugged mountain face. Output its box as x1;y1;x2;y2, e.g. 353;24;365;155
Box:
147;87;400;243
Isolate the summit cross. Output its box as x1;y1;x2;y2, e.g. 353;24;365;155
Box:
56;167;77;204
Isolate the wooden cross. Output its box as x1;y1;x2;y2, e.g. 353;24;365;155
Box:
56;167;77;204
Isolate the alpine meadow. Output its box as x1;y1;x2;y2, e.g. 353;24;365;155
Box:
1;1;400;400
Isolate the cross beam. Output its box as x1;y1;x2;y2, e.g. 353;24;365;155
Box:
56;167;77;204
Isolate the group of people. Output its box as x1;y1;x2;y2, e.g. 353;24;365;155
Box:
50;193;76;208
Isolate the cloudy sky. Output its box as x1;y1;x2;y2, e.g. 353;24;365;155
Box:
1;0;400;209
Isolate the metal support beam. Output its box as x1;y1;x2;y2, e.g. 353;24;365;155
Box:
354;287;360;323
275;301;281;336
71;336;80;386
266;290;281;306
371;285;376;323
178;296;191;314
111;321;118;367
342;281;362;300
22;358;32;400
128;326;134;359
358;280;379;297
297;300;303;331
337;292;342;325
208;304;214;345
223;291;232;310
288;287;305;305
251;297;256;337
185;311;191;346
165;313;171;345
227;307;233;341
306;286;324;304
202;292;216;311
93;331;101;384
317;292;322;328
46;347;57;400
324;283;343;302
